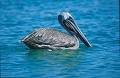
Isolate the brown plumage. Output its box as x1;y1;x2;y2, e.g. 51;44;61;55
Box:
21;28;79;49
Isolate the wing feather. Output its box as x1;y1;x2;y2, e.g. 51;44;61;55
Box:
21;28;76;48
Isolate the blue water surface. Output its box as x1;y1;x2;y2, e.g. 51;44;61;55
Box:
0;0;119;78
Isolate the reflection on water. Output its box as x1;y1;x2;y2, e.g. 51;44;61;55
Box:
27;49;84;67
21;49;85;77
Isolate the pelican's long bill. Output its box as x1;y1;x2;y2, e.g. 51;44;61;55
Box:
58;12;92;47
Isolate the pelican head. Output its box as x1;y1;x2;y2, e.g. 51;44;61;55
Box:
58;12;92;47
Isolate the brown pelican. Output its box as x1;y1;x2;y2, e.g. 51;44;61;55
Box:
21;12;92;50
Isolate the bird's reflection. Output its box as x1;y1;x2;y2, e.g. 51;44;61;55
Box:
27;49;85;68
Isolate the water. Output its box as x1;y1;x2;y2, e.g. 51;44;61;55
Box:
0;0;119;78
